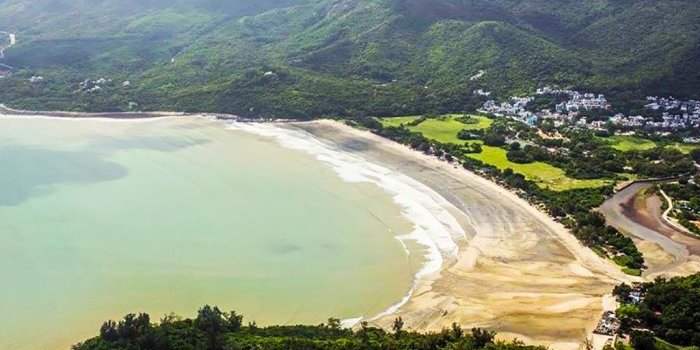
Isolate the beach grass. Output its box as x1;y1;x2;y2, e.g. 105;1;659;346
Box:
380;114;493;144
466;146;610;191
622;267;642;276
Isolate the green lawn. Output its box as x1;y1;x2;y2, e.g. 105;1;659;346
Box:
600;136;699;154
380;114;607;191
380;114;493;144
380;116;421;128
466;146;610;191
602;135;657;152
655;338;699;350
669;143;699;154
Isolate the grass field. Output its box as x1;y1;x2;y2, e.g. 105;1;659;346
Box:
600;135;699;154
669;143;699;154
466;146;610;191
380;116;421;128
601;135;657;152
380;114;493;144
381;115;608;191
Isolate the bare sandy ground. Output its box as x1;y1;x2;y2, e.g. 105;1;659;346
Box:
291;120;633;350
599;182;700;278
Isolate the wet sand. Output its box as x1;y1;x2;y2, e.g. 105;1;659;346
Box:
599;182;700;277
291;120;632;350
0;104;184;119
0;109;635;349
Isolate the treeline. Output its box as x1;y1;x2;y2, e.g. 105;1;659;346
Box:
613;274;700;348
660;180;700;236
493;129;694;181
352;117;645;272
73;305;546;350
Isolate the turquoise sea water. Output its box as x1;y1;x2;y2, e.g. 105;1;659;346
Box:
0;117;422;350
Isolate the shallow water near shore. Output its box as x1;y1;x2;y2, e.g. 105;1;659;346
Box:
0;116;441;350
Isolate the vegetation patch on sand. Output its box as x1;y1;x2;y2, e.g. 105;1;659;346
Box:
466;146;610;191
380;115;492;144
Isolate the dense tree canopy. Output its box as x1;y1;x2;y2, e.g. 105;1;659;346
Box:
73;305;542;350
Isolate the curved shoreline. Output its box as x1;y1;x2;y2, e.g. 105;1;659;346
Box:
288;120;631;350
1;110;632;349
0;104;185;119
226;121;467;325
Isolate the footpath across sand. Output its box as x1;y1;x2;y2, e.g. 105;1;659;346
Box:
290;120;632;350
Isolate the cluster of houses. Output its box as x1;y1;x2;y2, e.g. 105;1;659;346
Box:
605;97;700;130
594;311;621;336
482;96;538;126
481;87;609;127
609;112;700;130
481;87;700;132
594;283;645;337
78;77;113;93
77;78;132;93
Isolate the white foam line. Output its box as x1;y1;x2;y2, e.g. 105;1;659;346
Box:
0;113;180;123
226;122;466;323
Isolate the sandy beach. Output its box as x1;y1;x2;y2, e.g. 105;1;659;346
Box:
0;110;636;350
285;120;634;350
0;104;185;119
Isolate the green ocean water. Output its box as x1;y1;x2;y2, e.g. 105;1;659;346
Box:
0;117;422;350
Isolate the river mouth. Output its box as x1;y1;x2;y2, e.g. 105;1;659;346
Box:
0;116;466;350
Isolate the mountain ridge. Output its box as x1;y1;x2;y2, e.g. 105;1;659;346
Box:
0;0;698;117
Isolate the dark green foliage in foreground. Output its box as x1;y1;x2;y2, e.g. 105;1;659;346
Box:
630;331;657;350
614;274;700;347
72;305;539;350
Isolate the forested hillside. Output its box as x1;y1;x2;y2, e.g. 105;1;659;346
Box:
0;0;698;117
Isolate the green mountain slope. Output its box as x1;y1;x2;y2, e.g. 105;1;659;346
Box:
0;0;698;117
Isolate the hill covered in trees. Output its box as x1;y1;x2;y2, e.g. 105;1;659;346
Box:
0;0;698;117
